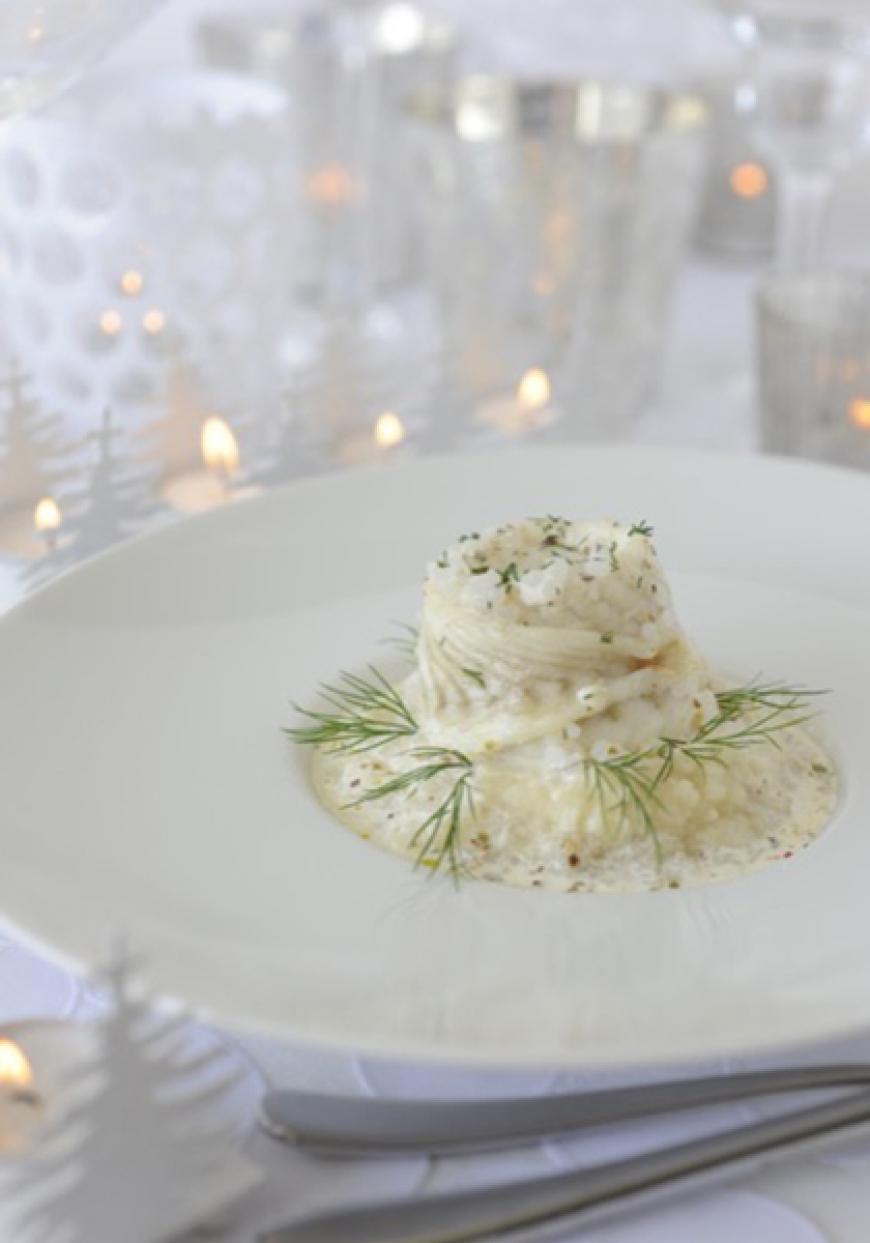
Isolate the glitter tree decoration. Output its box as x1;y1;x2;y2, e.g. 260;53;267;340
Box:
4;954;260;1243
0;363;75;520
22;408;161;588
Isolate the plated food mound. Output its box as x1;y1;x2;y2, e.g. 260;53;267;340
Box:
289;517;837;892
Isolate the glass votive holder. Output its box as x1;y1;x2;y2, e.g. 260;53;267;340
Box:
694;73;777;261
196;3;459;300
406;77;709;440
0;66;298;446
757;269;870;469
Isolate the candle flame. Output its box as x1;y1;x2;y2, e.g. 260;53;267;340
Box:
99;309;123;337
142;309;166;335
849;397;870;429
374;411;405;449
516;368;551;410
120;269;143;296
306;163;356;207
34;496;61;534
729;162;768;199
0;1039;33;1090
201;416;239;476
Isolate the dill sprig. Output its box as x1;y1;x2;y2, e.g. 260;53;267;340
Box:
585;752;663;863
380;621;419;662
287;656;824;881
586;680;824;851
349;747;474;876
628;520;654;537
462;666;487;689
714;681;826;720
653;682;823;786
285;666;417;754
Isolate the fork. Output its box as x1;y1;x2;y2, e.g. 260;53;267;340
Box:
259;1083;870;1243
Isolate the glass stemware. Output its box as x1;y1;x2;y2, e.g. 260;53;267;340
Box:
0;0;165;121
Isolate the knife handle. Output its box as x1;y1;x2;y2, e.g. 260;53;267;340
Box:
260;1085;870;1243
260;1062;870;1155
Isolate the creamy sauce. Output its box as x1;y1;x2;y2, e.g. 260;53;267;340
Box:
303;517;838;892
312;718;836;891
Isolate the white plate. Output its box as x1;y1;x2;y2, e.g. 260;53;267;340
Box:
2;445;870;1072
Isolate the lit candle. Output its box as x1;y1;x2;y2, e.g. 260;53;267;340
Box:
201;416;240;484
142;309;166;335
99;309;123;337
120;269;144;296
33;495;62;552
306;163;357;208
162;417;243;514
373;411;405;449
476;367;561;436
849;397;870;429
0;1037;42;1155
729;162;768;200
337;411;408;465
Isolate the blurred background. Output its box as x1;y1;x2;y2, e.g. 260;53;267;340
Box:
1;0;870;606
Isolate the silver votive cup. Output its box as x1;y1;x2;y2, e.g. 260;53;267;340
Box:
757;269;870;468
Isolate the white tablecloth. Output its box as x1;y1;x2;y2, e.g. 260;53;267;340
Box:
2;3;870;1241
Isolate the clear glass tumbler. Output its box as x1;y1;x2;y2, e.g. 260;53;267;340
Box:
407;78;709;439
757;269;870;468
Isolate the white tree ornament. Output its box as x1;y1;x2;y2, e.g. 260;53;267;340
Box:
4;955;261;1243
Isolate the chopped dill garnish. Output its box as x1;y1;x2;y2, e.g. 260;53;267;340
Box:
600;631;614;644
608;541;620;572
498;561;520;588
628;521;654;537
462;667;486;689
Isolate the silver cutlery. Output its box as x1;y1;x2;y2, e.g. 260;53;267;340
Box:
260;1062;870;1155
258;1083;870;1243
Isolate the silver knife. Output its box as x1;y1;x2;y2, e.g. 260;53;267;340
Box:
260;1061;870;1155
259;1084;870;1243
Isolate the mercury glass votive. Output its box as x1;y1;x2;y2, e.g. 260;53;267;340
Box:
407;77;709;440
757;269;870;468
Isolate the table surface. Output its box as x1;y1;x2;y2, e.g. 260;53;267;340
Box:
2;3;870;1241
